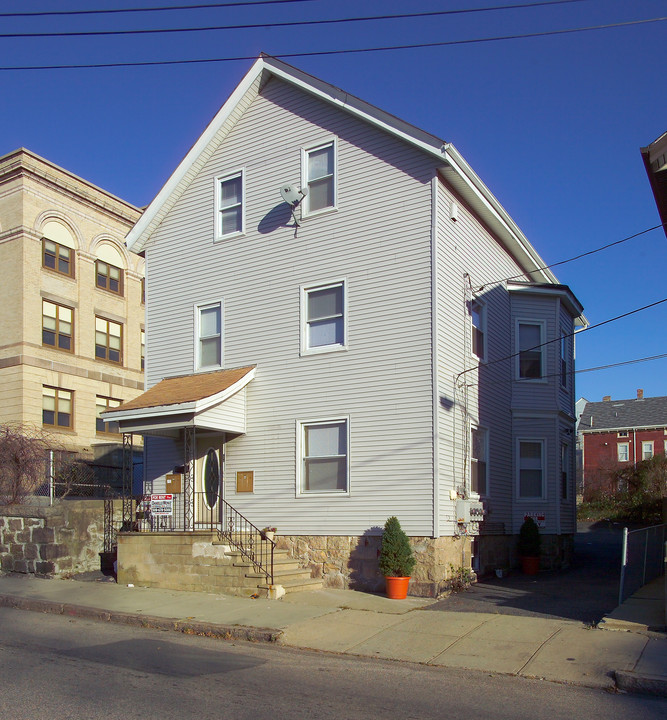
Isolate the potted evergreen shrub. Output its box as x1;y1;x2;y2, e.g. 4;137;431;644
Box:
379;516;416;599
517;517;541;575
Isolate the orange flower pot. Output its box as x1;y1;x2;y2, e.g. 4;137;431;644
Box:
385;576;411;599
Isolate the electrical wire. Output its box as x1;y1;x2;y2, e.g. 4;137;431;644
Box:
456;296;667;381
0;0;318;18
0;1;599;39
474;222;666;291
2;16;665;71
0;0;596;20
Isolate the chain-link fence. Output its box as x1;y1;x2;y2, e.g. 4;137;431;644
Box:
619;523;666;604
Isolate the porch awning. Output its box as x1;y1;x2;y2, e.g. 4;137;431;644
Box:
102;365;256;436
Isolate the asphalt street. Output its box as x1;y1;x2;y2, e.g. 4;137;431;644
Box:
1;608;665;720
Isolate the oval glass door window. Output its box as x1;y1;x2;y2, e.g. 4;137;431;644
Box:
203;449;220;507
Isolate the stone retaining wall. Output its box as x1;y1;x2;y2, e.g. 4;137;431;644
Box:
0;500;115;576
275;533;473;597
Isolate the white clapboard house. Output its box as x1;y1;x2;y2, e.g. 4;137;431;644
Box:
105;55;585;597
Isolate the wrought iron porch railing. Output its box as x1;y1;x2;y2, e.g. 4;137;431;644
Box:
116;492;274;584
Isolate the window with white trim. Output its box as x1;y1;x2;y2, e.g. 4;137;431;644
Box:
517;321;545;380
560;330;568;388
561;443;569;500
617;443;629;462
617;431;629;438
298;418;348;494
303;141;336;215
216;172;244;238
642;441;654;460
196;302;222;370
471;427;488;496
301;281;346;354
471;300;486;362
517;439;545;499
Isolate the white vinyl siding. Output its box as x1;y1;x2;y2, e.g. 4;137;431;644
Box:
300;280;347;355
215;171;244;239
144;77;435;536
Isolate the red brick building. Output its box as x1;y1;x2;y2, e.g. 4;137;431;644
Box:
579;390;667;493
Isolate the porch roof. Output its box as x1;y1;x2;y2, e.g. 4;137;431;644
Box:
102;365;256;435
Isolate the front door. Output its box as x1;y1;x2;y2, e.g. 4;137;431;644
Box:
195;434;224;528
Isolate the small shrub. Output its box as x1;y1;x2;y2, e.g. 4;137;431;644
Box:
378;516;415;578
0;425;54;505
517;517;541;557
448;564;474;592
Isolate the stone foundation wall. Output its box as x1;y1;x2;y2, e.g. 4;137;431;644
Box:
0;500;115;576
275;534;473;598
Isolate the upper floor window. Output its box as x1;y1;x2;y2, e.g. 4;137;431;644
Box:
141;329;145;371
618;442;629;462
298;418;349;495
216;171;244;239
96;260;123;296
642;441;654;460
471;427;488;496
517;321;545;380
141;278;145;304
561;443;569;500
560;330;568;388
303;141;336;215
95;316;123;364
42;300;73;352
517;439;545;499
96;396;121;434
42;239;74;278
197;302;222;370
617;431;629;438
301;280;346;355
471;299;486;361
43;386;72;429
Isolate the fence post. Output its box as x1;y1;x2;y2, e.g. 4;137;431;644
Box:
48;450;55;506
619;526;628;606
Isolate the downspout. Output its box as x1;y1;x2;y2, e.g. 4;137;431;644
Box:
431;175;440;539
555;299;561;537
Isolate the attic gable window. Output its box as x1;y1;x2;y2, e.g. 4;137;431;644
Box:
216;171;244;239
303;141;336;216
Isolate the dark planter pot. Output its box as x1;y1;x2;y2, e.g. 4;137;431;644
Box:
385;576;411;599
520;556;540;575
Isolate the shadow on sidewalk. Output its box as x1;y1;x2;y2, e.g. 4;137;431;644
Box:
426;521;624;624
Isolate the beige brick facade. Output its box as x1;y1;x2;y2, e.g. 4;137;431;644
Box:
0;148;144;458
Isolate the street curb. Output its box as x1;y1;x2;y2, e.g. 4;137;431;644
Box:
615;670;667;698
0;593;282;644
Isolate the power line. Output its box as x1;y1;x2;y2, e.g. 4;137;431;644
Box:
456;296;667;381
0;0;317;18
0;1;597;39
0;0;595;20
475;222;666;290
2;15;665;71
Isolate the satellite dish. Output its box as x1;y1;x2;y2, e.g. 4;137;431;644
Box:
279;184;308;205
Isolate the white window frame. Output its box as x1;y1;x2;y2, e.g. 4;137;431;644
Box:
516;438;547;501
516;319;547;382
642;441;654;460
617;431;629;438
470;426;489;497
301;139;337;218
215;170;245;240
617;442;630;462
296;416;350;497
195;301;223;371
300;279;348;356
470;299;487;362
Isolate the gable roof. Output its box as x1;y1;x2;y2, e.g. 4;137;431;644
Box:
579;394;667;432
125;54;557;285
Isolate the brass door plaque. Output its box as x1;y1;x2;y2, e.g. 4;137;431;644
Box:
236;471;254;493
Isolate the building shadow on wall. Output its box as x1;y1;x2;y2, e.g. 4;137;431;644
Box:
348;526;384;593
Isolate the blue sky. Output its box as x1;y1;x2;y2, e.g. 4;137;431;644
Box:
1;0;665;403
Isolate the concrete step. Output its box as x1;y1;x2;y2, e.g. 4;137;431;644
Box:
258;577;323;594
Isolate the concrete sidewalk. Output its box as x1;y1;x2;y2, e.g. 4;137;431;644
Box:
0;572;665;696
